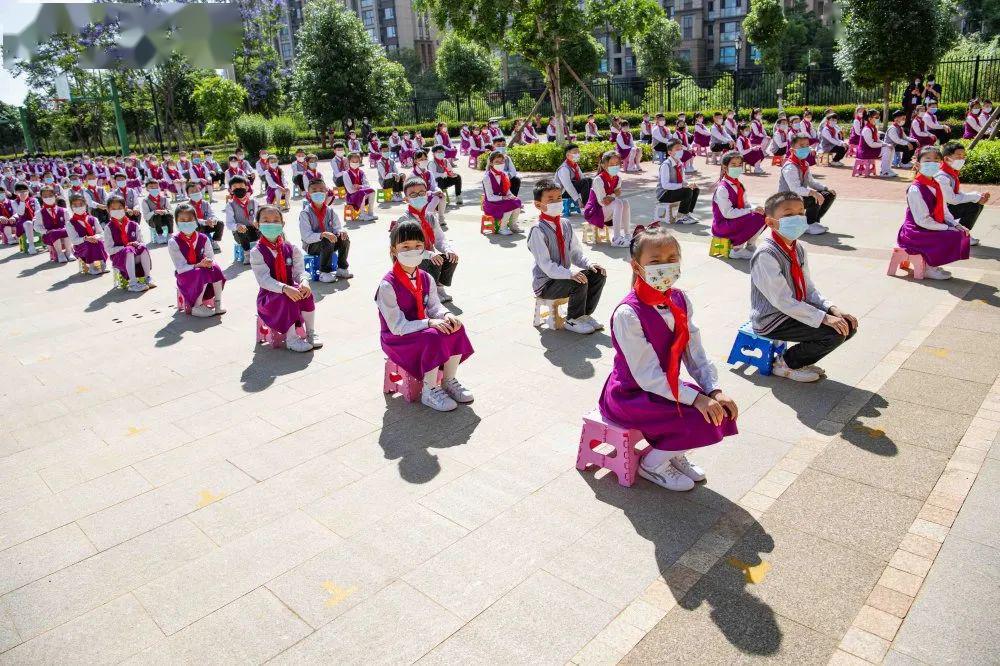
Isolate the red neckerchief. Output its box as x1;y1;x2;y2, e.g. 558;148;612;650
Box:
114;218;131;248
147;193;162;210
258;235;288;283
787;151;809;179
310;201;327;232
434;158;452;177
491;167;511;195
722;175;745;208
673;158;683;184
913;116;924;130
348;168;363;185
21;198;35;219
268;167;282;184
865;121;877;139
633;278;690;404
940;162;961;194
233;196;252;222
566;159;581;181
621;131;632;145
227;167;240;177
392;261;425;319
540;213;566;264
192;164;205;178
771;232;806;300
915;174;945;222
678;130;689;146
72;212;94;236
379;158;392;173
826;122;840;139
180;231;200;264
42;204;59;227
598;170;618;195
192;201;205;220
408;203;435;247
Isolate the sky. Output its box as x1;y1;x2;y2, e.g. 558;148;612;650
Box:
0;0;46;106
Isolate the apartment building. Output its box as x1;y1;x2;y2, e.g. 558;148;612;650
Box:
274;0;439;70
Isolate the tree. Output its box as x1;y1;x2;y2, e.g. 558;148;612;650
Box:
634;15;682;82
435;33;500;97
388;47;443;95
958;0;1000;37
234;0;285;114
293;0;413;131
192;76;249;141
836;0;957;126
0;103;24;153
745;0;834;74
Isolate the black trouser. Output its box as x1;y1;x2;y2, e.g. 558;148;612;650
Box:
537;268;606;320
653;141;670;153
657;186;700;214
710;142;732;153
211;171;223;185
436;175;462;197
773;146;787;157
564;177;592;206
92;208;109;225
421;255;457;287
931;128;950;144
306;236;350;272
381;176;404;193
334;175;344;188
233;225;260;251
390;146;401;159
197;220;223;241
827;145;846;162
893;144;914;164
949;201;984;231
768;317;856;369
292;174;305;191
148;213;172;236
803;191;836;225
509;175;522;196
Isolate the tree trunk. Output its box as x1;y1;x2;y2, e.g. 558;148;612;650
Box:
546;63;566;144
882;79;891;132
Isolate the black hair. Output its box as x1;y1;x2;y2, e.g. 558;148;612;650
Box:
563;143;579;157
764;191;802;216
892;110;905;119
402;177;426;194
941;142;964;158
664;139;681;152
106;194;127;209
255;204;283;224
488;150;507;165
13;183;28;192
389;219;426;247
333;141;345;149
174;203;197;222
68;192;86;205
533;178;562;202
307;178;326;189
228;176;248;187
720;150;742;166
432;144;447;153
790;132;812;146
918;145;942;161
629;224;679;259
413;150;427;161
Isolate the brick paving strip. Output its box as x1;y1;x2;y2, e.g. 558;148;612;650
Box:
576;274;1000;665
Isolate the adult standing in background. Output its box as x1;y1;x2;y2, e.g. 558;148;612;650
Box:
923;74;942;105
361;117;372;147
902;78;923;129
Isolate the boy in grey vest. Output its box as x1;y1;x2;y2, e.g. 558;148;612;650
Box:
778;133;836;234
527;178;607;335
749;191;858;383
223;176;259;265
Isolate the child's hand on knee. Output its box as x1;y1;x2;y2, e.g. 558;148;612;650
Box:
693;393;726;426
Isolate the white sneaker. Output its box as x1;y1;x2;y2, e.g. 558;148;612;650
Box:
305;331;323;348
57;253;67;263
772;356;821;382
88;266;102;275
285;335;313;352
755;165;765;174
639;459;695;491
670;454;706;482
581;314;605;331
969;237;980;246
805;223;828;235
499;226;513;235
442;377;474;403
243;256;251;266
728;246;755;260
676;214;698;225
421;385;458;412
563;318;596;335
880;171;898;178
437;286;453;303
213;302;227;315
804;364;826;376
65;253;76;262
336;268;353;279
924;266;952;280
318;272;337;283
508;221;522;234
190;304;214;318
127;281;146;293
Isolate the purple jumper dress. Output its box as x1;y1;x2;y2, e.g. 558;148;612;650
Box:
482;171;522;220
39;206;69;246
962;115;981;139
857;125;883;160
736;137;764;167
711;180;766;246
436;132;458;159
256;241;315;332
377;269;474;380
583;174;619;229
693;124;711;147
616;132;637;161
69;215;108;264
108;220;149;276
599;290;738;451
897;182;970;268
909;117;935;148
345;169;374;210
173;232;226;305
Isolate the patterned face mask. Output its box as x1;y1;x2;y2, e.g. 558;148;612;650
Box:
643;262;681;292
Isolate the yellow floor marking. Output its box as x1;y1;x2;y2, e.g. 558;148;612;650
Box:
929;348;950;358
728;558;771;584
75;386;90;394
196;489;224;507
852;424;886;439
321;581;358;607
125;426;145;437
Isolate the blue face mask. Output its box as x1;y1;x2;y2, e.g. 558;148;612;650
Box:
178;221;198;235
607;166;620;176
189;192;203;202
259;223;283;241
409;195;428;209
727;166;743;178
929;108;937;114
919;161;941;177
777;214;809;240
309;192;326;204
794;147;812;159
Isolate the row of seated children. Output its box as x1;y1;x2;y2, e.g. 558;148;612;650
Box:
962;98;995;138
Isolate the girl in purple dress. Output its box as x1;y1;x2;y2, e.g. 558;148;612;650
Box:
343;152;377;221
168;204;227;317
599;226;738;491
65;192;108;275
711;152;767;260
103;195;153;292
376;220;474;412
482;150;523;234
32;185;73;262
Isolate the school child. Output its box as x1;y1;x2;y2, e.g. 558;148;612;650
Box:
329;142;348;187
123;157;143;191
291;148;308;195
145;156;168;193
469;126;487;161
856;109;894;177
388;129;403;161
923;101;951;144
164;158;187;200
482;150;523;235
224;176;259;265
723;109;738;138
343;152;378;221
263;156;290;210
369;132;382;159
819;113;847;164
750;191;858;381
546;117;558;142
616;121;643;173
429;145;463;205
397;178;459;301
651;114;672;162
584;150;631;247
709;112;735;164
250;205;319;352
236;149;256;188
749;108;769;148
848;105;865;154
296;178;352;284
599;225;738;491
712;152;767;260
140;178;173;244
585;114;601;141
489;136;521;194
434;123;458;160
411;151;449;228
937;142;989;246
655;140;700;225
204;150;223;188
13;183;38;254
40;172;64;205
508;119;525;146
376;219;474;411
185;181;222;251
32;185;73;262
735;122;765;173
399;132;416;166
522;120;539;144
487;119;503;141
104;195;153;292
168;204;226;317
65;192;108;274
0;187;15;245
909;104;936;148
555;144;592;213
347;131;362;154
769;116;790;157
224;155;245;189
459;123;472;154
188;152;213;200
886;110;918;168
527;178;607;335
801;109;819;147
962;100;984;138
255;150;270;193
377;146;406;201
414;130;429;150
674;120;697;174
778;134;836;235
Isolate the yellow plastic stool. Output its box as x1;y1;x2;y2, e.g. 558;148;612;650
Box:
709;237;732;258
344;205;359;221
583;224;611;244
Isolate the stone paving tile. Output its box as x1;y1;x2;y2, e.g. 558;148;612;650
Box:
0;594;163;666
0;607;19;653
879;368;991;416
902;344;1000;385
846;395;973;455
0;523;95;595
0;472;50;516
949;457;1000;551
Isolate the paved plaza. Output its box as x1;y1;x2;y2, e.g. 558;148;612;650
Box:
0;155;998;665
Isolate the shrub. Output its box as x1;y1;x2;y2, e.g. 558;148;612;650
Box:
476;140;653;173
435;100;458;121
270;116;298;158
957;139;1000;184
234;114;272;158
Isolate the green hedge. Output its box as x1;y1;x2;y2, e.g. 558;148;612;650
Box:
474;140;654;173
957;139;1000;184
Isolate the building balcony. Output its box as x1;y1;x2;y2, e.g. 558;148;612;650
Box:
708;6;746;19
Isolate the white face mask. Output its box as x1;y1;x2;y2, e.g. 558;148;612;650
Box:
395;249;426;269
950;158;966;170
71;205;87;215
544;201;563;217
109;209;126;219
643;262;681;292
42;196;56;206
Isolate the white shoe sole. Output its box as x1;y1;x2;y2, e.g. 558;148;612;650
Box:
422;396;458;412
638;465;695;491
773;367;821;383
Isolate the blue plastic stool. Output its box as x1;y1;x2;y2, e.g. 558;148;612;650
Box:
304;252;338;281
234;244;246;263
727;322;787;376
562;198;582;217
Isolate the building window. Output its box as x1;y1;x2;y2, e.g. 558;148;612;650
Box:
386;25;396;37
281;42;292;60
362;9;374;26
721;21;737;38
360;0;372;5
614;58;622;75
614;36;622;52
624;56;634;71
599;58;608;73
682;15;693;39
750;45;761;63
367;27;376;41
383;6;394;19
707;23;713;36
677;49;691;63
719;45;736;66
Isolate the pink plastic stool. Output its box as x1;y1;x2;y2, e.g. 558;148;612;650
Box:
47;245;57;262
887;247;926;280
694;144;708;157
256;316;305;349
852;158;876;177
576;409;648;487
176;289;214;315
383;359;441;402
847;143;857;158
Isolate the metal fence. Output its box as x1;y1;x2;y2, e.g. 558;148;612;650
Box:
400;57;1000;125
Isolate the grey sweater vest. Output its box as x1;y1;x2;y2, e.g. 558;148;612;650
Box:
749;238;807;334
529;220;572;295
